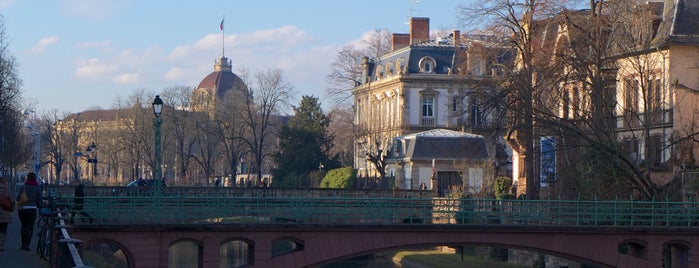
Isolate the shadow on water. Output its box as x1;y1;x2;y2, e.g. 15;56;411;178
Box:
315;254;400;268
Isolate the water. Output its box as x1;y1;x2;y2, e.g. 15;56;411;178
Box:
316;254;400;268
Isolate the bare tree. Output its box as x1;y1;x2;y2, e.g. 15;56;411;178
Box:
458;0;572;199
327;105;354;167
161;85;197;184
325;29;392;106
242;68;294;184
0;15;26;175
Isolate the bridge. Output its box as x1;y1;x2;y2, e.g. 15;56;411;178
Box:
50;187;697;268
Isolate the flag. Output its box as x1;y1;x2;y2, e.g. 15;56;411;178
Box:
220;17;224;31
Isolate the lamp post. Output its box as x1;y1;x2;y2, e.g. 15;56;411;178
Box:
86;142;97;182
22;109;41;180
152;95;163;187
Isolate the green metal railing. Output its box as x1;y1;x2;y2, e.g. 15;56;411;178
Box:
62;195;699;227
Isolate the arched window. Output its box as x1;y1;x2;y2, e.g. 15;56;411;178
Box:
169;240;202;268
220;239;254;268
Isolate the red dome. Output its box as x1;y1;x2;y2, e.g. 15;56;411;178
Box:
197;71;247;98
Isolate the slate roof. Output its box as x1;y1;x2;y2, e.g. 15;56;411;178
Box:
396;129;489;161
367;33;511;78
653;0;699;45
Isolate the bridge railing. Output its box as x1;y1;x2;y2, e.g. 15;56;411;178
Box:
60;195;699;227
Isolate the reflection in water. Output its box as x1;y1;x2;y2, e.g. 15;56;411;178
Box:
316;254;400;268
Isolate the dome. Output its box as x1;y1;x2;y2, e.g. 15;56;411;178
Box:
196;56;248;99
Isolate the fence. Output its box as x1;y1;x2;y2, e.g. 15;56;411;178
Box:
59;194;699;227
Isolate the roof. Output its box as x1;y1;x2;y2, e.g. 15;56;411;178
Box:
665;0;699;44
395;129;489;161
196;56;248;99
366;33;511;78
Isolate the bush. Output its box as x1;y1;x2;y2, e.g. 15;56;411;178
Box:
320;167;355;188
273;172;305;188
493;176;513;200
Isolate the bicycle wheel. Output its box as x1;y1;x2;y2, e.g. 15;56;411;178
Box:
36;226;51;261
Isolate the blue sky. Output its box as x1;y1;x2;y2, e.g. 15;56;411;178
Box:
2;0;466;114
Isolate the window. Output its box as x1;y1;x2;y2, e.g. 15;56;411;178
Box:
624;137;640;163
647;78;662;112
422;97;434;117
452;97;459;113
419;57;436;73
419;89;438;126
470;97;483;128
625;78;638;114
648;135;663;166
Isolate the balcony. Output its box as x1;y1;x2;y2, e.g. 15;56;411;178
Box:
420;117;435;127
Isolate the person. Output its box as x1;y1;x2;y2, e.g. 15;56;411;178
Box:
70;179;93;224
16;172;41;251
0;177;12;251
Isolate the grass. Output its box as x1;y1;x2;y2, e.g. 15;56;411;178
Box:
391;250;528;268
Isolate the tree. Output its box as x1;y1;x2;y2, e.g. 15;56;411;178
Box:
458;0;571;199
161;85;198;184
0;15;26;175
327;105;354;167
272;95;337;187
242;68;295;184
325;29;392;105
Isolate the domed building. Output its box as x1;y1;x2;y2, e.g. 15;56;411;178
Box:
191;56;248;115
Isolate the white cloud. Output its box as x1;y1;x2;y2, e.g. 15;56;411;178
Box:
75;58;119;79
75;40;112;53
59;0;123;21
164;68;186;81
0;0;15;9
113;73;140;84
30;36;59;54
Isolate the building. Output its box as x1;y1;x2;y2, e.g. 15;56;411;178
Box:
191;55;248;115
352;17;513;191
509;0;699;199
386;128;491;196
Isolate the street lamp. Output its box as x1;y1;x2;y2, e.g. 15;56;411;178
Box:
86;142;97;182
152;95;163;187
22;109;41;181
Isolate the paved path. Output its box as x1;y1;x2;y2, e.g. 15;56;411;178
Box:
0;209;46;268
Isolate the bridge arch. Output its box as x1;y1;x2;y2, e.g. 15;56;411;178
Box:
81;238;133;268
662;240;691;268
272;236;305;257
618;238;648;259
169;238;203;267
220;238;254;267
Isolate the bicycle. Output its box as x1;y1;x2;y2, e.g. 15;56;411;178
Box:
35;195;70;261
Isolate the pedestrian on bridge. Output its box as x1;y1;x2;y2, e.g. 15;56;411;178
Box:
70;179;93;224
0;177;13;251
16;172;41;251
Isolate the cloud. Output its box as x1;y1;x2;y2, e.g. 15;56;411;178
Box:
75;58;119;79
113;73;140;84
59;0;124;21
164;68;186;81
0;0;15;9
76;40;113;53
30;36;59;54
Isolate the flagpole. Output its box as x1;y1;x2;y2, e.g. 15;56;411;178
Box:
221;14;225;57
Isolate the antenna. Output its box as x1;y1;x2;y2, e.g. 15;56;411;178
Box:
406;0;421;27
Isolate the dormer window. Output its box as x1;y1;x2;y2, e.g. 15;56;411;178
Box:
419;56;436;73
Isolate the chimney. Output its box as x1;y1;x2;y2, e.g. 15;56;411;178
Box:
392;33;410;51
410;17;430;44
453;30;461;48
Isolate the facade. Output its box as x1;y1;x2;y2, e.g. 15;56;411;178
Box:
353;17;512;191
509;0;699;199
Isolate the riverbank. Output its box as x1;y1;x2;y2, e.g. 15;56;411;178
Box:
391;250;526;268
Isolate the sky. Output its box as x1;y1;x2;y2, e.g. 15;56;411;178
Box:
2;0;467;114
